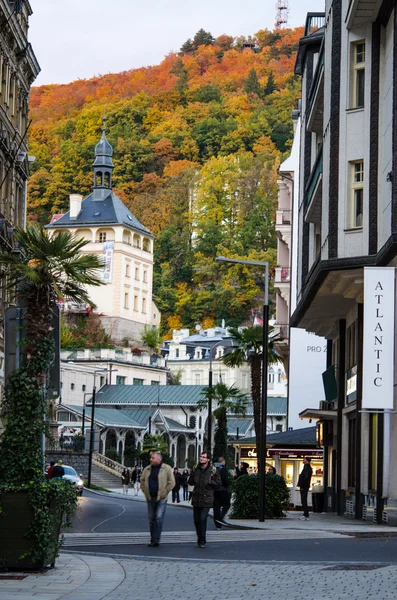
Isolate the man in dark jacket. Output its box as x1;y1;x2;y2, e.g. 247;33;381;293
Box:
214;456;230;530
172;468;182;503
188;451;221;548
298;457;313;520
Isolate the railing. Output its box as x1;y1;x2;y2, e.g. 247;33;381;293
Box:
305;149;323;208
304;13;326;36
274;323;289;340
275;266;290;283
93;452;125;475
276;210;291;226
61;348;166;368
46;437;86;453
308;45;324;112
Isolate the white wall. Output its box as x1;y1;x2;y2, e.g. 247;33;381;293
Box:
288;327;327;430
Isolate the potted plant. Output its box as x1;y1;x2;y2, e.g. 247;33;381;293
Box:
0;225;104;569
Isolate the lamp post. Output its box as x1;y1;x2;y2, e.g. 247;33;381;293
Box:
87;367;118;489
81;392;93;436
206;339;224;456
216;255;269;522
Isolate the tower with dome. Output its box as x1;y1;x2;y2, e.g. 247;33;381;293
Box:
46;116;160;341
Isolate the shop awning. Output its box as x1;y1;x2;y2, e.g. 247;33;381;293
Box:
299;408;337;420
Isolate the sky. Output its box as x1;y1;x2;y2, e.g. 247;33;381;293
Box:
29;0;322;86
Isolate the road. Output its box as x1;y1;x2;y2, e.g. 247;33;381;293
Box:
65;491;397;564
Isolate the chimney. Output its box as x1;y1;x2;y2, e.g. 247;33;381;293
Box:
69;194;83;219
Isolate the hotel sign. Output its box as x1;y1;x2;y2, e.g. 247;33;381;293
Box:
363;267;395;409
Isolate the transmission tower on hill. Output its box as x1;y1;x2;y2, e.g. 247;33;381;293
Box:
275;0;289;29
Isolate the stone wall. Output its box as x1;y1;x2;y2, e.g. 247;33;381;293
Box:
46;451;89;478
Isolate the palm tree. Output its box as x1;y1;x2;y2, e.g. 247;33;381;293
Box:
199;382;248;462
222;325;281;472
0;225;104;483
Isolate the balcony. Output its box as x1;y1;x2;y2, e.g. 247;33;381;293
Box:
276;210;291;226
305;149;323;225
273;322;289;340
307;46;324;134
346;1;380;29
275;266;290;284
304;13;326;36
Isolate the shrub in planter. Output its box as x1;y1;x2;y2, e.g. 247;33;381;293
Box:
230;474;290;519
0;226;103;569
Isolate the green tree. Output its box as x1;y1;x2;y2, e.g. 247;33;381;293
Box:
264;71;276;96
170;58;189;101
198;383;248;463
193;28;214;49
0;225;104;484
222;325;281;473
141;325;162;354
180;38;194;54
140;433;173;466
243;68;263;97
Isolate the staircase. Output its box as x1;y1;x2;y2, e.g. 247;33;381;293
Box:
90;463;122;490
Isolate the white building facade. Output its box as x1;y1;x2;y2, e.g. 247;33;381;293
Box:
292;3;397;524
46;118;160;342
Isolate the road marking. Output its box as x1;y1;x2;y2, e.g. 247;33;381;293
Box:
63;529;342;547
90;505;127;533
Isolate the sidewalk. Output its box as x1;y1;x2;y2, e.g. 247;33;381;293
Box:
2;551;397;600
94;488;396;536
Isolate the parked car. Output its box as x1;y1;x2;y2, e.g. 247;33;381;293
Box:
62;466;84;496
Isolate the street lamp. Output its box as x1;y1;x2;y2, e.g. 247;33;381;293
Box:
216;255;269;522
87;367;118;489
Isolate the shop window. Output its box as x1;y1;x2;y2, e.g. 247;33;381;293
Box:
281;462;294;487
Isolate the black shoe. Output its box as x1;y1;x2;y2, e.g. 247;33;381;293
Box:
198;542;206;548
147;542;159;547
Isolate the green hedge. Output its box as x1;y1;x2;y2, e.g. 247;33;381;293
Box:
230;474;290;519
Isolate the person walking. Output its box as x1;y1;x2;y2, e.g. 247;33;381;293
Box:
298;457;313;521
181;469;189;501
131;465;141;496
121;468;130;494
140;452;175;547
47;461;55;480
52;460;64;478
188;451;221;548
213;456;230;530
172;467;182;503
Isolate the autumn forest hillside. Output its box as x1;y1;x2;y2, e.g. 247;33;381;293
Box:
28;28;303;335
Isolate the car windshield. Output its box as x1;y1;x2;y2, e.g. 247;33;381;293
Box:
63;466;78;477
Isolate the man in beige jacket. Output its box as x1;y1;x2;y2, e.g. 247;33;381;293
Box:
140;452;175;547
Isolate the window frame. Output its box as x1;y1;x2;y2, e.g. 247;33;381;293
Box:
351;41;365;109
349;160;364;229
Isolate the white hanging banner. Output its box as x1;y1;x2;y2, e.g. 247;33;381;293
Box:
362;267;395;409
102;241;114;284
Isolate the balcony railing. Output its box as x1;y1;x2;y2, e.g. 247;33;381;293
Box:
275;266;290;283
305;149;323;207
304;13;326;36
274;323;289;340
276;210;292;226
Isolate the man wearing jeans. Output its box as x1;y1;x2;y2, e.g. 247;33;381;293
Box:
140;452;175;547
298;457;313;521
188;451;221;548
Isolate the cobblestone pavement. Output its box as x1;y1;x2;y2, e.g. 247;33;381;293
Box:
1;553;397;600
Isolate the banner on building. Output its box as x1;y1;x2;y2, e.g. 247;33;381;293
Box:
102;241;114;284
362;267;395;409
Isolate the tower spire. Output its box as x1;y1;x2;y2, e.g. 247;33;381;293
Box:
275;0;289;29
92;112;114;200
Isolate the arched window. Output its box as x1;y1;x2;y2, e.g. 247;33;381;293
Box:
199;416;202;429
189;416;196;429
104;172;111;188
143;238;150;252
95;171;103;187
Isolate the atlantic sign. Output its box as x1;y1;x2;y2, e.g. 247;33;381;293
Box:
362;267;395;409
